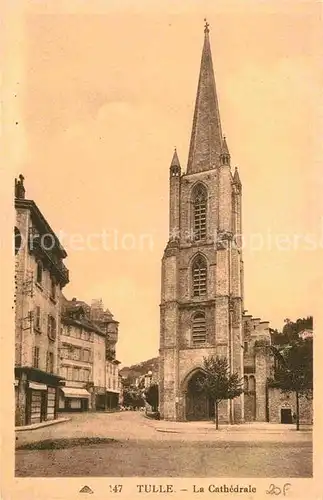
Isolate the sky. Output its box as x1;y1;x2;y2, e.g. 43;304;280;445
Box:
4;0;323;366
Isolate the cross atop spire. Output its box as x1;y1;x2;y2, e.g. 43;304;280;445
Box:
187;24;223;173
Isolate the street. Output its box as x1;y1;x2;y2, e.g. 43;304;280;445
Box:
15;412;312;477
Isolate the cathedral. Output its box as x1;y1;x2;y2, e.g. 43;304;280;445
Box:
158;22;301;425
159;23;313;425
159;22;245;423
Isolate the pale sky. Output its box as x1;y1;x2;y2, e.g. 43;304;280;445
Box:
6;0;323;366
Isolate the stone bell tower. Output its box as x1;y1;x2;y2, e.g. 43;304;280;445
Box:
159;22;244;423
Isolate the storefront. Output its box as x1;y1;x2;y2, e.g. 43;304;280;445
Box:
15;367;63;427
106;391;119;410
59;387;91;412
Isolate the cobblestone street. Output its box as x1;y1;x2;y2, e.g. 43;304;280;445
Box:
15;412;312;477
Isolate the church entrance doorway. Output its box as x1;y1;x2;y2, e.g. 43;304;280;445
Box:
185;371;214;421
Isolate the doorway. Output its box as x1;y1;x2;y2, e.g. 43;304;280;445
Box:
185;371;213;421
281;408;292;424
40;392;47;422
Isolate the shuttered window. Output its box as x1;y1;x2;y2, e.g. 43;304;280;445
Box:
32;346;40;368
192;312;207;345
192;184;207;241
46;351;54;373
34;306;41;332
47;315;57;341
192;255;207;297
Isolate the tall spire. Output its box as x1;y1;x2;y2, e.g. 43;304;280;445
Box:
187;21;223;174
171;147;180;168
233;167;241;187
170;147;181;177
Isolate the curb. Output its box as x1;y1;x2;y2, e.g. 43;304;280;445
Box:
156;428;221;435
155;427;313;435
15;417;71;432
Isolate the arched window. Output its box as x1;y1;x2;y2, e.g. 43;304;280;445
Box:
192;255;207;297
192;312;207;345
243;376;249;392
192;184;207;241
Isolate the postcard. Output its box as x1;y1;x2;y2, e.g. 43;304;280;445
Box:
1;0;322;499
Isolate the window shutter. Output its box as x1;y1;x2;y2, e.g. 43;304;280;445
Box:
192;255;207;297
192;312;207;345
192;184;207;241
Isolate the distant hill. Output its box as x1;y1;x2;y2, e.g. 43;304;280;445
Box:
270;316;313;345
119;357;159;381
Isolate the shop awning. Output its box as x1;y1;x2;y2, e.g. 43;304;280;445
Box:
29;382;47;390
61;387;91;398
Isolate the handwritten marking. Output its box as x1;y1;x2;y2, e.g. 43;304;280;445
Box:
266;483;291;496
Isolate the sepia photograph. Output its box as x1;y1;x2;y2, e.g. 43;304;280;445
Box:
2;0;322;494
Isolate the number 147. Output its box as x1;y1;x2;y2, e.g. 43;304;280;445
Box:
109;485;123;494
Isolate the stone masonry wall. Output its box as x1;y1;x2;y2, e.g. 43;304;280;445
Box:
268;388;313;424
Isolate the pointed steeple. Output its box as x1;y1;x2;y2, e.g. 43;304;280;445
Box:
171;148;180;167
233;167;241;187
222;136;229;155
187;21;223;174
220;136;230;165
170;148;181;177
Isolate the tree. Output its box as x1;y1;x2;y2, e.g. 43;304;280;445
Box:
144;383;159;412
270;317;313;346
270;338;313;430
282;317;313;344
121;381;145;409
196;355;243;430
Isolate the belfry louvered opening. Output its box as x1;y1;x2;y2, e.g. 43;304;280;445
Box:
192;184;207;241
192;255;207;297
192;312;207;345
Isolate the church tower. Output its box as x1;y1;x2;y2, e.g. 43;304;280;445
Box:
159;22;244;423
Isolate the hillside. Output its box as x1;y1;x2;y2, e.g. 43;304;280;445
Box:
119;356;159;381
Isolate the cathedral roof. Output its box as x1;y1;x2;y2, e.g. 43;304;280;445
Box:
187;22;223;174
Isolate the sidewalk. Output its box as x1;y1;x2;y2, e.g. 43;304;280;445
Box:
15;417;70;432
154;420;313;435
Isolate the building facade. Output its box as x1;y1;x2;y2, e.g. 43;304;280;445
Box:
105;359;121;410
242;315;313;424
58;298;121;411
14;175;69;426
159;24;244;423
90;299;121;409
